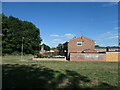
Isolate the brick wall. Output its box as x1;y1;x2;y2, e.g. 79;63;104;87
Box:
68;36;95;55
70;53;106;61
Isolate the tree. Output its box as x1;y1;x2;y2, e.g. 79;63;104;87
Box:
56;43;62;49
95;45;100;47
40;44;50;51
2;14;42;54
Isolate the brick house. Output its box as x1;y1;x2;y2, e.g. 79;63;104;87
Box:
58;36;95;59
58;35;120;61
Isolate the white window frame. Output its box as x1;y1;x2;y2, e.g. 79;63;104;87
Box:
77;42;82;46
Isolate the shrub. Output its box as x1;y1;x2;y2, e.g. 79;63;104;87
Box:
36;54;44;58
11;51;22;55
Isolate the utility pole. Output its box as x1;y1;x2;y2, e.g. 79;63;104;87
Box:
39;44;41;53
21;37;24;60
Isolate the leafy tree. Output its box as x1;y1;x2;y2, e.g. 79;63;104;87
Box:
95;45;100;47
56;43;62;49
40;44;50;51
2;14;42;54
0;14;2;56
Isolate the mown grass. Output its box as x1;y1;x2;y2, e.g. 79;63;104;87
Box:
2;55;119;89
2;55;34;63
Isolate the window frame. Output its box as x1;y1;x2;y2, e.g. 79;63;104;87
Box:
77;42;82;46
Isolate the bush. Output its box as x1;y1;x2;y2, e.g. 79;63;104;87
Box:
36;54;44;58
11;51;22;55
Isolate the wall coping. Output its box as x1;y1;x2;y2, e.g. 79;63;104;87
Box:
106;51;120;53
70;52;106;54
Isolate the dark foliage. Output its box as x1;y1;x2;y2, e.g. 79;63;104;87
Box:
95;45;100;47
56;43;62;49
36;53;46;58
2;14;42;54
40;44;50;51
2;64;118;89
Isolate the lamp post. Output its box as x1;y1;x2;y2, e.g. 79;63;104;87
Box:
39;44;40;51
21;37;24;60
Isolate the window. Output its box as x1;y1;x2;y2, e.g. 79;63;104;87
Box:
77;42;82;46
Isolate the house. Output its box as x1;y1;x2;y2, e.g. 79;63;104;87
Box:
58;36;96;59
58;35;120;61
95;47;120;52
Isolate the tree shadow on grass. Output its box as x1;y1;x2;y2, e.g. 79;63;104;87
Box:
3;64;57;89
2;64;119;89
63;70;91;89
93;82;119;89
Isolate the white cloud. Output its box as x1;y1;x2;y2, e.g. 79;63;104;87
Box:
107;43;118;46
64;33;75;39
49;33;75;47
50;39;64;47
106;32;112;34
50;33;75;39
50;34;60;37
114;27;120;30
95;43;104;46
94;30;118;47
108;36;119;39
96;30;118;40
102;2;118;7
52;39;63;43
99;44;104;46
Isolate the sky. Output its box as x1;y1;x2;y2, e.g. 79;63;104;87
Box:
2;2;119;47
2;0;120;2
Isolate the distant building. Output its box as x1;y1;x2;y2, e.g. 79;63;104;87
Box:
39;45;45;54
58;36;96;59
95;47;120;52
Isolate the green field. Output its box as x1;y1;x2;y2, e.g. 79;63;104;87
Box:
2;55;119;89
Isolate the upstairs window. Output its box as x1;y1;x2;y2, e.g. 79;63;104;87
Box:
77;42;82;46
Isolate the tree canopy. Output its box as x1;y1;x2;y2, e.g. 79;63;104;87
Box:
40;44;50;51
2;14;42;54
95;45;100;47
56;43;62;49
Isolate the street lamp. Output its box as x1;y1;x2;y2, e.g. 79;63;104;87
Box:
21;37;24;60
39;44;41;52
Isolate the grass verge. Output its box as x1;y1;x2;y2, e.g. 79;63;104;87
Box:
2;55;119;89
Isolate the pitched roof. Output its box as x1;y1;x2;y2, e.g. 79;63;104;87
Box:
69;35;94;42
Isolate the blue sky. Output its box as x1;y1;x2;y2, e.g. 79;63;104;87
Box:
2;2;118;47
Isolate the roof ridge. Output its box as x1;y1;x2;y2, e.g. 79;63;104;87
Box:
69;35;94;41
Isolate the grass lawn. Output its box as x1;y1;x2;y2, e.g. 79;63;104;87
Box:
2;55;119;89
